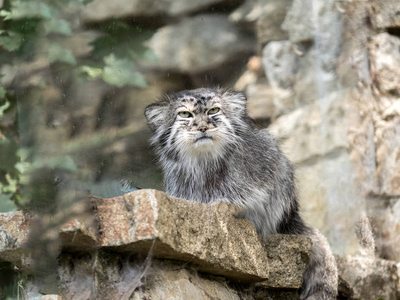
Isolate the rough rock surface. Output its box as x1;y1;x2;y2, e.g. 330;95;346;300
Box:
368;36;400;197
337;254;400;300
262;41;298;88
367;198;400;261
281;0;342;82
282;0;342;49
229;0;265;26
246;83;295;121
229;0;290;45
58;252;308;300
256;0;291;46
268;95;362;255
147;15;255;73
268;94;348;165
369;33;400;97
0;190;315;299
260;235;312;289
371;0;400;29
295;152;360;255
0;212;32;270
40;296;62;300
281;0;313;44
93;189;270;282
374;116;400;196
0;190;271;282
130;260;244;300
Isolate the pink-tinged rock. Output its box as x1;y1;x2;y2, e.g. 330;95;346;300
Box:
92;189;270;282
40;295;62;300
369;33;400;96
375;116;400;196
0;211;32;270
371;0;400;29
59;199;98;251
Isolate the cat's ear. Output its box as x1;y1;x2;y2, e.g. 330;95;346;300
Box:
224;90;247;112
145;102;168;131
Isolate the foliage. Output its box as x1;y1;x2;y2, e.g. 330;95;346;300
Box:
0;0;156;211
0;261;33;299
79;19;156;87
0;96;18;211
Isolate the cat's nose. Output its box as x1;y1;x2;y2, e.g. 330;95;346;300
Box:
198;126;207;132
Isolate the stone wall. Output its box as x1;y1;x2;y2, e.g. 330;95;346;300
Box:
1;0;400;299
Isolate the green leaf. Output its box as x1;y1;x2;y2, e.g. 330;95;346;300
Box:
43;19;72;35
2;2;52;20
2;173;17;194
127;72;147;88
0;31;23;51
79;65;103;79
0;194;18;212
90;21;155;61
0;100;10;116
29;155;78;173
0;10;12;20
16;148;30;161
15;161;30;174
129;48;158;63
48;156;78;172
48;43;76;65
0;87;6;99
102;54;146;88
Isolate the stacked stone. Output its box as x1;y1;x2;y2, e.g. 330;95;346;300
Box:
0;190;312;299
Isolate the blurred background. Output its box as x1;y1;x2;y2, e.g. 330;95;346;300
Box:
0;0;399;297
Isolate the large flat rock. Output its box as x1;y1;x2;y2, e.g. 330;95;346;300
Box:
93;189;269;282
0;189;313;291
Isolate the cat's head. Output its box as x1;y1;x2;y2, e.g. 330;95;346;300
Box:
144;88;249;159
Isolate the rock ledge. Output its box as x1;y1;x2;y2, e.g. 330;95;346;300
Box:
0;189;312;299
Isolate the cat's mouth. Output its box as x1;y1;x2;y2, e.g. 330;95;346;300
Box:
195;136;213;143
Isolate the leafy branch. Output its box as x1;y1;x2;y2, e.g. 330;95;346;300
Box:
0;0;156;211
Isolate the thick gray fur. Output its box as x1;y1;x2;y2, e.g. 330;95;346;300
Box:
145;88;338;299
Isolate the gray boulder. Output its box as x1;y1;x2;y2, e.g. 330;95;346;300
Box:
262;41;298;88
147;15;255;73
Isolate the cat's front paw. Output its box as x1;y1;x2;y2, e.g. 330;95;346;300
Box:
210;200;241;216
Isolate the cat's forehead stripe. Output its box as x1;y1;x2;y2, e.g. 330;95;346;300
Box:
177;96;217;105
177;104;195;111
176;102;217;112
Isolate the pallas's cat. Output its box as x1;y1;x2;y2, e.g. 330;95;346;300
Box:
145;88;337;299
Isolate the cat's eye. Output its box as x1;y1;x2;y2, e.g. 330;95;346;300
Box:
178;111;193;118
207;107;220;115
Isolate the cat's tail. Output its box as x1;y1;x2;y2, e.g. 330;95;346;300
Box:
299;228;338;300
